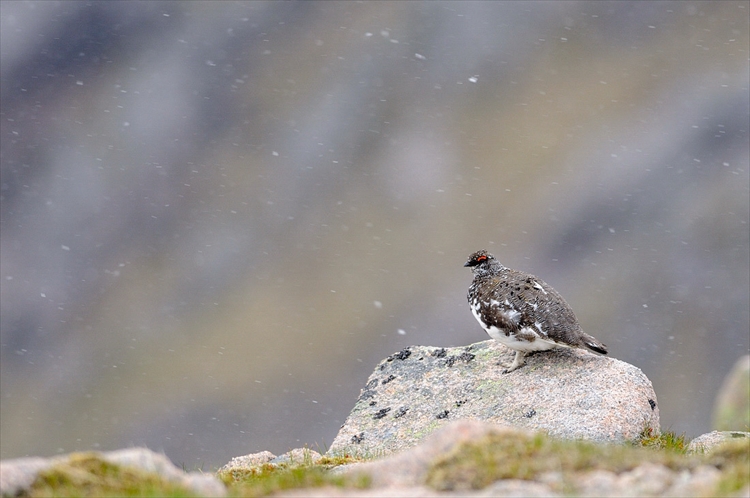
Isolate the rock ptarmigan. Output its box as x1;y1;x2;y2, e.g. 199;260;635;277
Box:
465;249;607;373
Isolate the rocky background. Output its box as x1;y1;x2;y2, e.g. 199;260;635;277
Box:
1;1;748;469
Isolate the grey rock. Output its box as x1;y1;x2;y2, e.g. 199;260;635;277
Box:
0;448;226;497
328;341;659;457
687;430;750;454
713;355;750;431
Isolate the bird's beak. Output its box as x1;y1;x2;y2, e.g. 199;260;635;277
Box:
463;261;472;267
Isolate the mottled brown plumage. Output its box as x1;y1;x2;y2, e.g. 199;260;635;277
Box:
465;250;607;373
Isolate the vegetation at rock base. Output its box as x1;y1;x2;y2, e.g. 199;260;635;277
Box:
637;427;689;453
216;453;371;497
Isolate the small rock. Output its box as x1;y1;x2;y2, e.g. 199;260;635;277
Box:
616;463;674;496
687;431;750;454
712;355;750;431
328;341;659;457
271;448;323;466
276;485;444;497
575;469;620;497
666;465;721;497
217;450;276;473
475;479;558;497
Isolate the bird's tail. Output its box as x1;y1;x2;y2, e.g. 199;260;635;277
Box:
581;333;608;355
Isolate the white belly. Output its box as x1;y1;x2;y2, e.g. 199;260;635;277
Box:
470;304;562;352
487;326;559;352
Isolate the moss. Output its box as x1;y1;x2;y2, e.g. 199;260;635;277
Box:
425;428;750;495
425;430;695;491
24;454;193;497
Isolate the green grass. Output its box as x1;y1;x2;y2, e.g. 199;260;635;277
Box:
636;427;689;453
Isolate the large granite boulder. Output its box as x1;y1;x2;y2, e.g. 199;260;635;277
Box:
328;340;659;457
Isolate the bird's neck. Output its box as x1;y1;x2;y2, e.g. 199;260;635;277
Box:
473;262;504;279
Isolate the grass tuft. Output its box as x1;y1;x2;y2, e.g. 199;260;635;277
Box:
636;427;689;453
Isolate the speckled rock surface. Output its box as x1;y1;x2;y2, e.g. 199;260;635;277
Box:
328;341;659;457
0;448;226;497
687;430;750;454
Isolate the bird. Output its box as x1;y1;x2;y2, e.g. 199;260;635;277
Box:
464;249;607;373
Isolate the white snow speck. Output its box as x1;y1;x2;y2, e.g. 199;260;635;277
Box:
272;151;279;156
373;301;383;309
468;75;478;83
76;81;83;86
61;245;70;251
415;53;426;60
397;329;406;335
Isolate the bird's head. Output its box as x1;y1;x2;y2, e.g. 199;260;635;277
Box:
464;250;504;276
464;250;495;267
